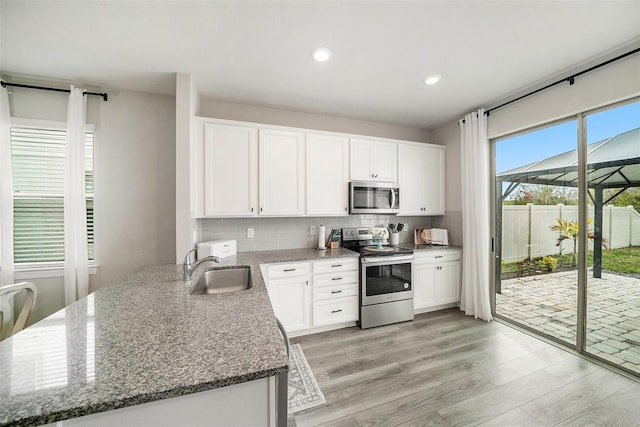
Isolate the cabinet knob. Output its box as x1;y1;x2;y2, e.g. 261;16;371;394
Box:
260;207;263;212
371;173;375;178
251;207;254;212
374;174;378;178
306;280;309;286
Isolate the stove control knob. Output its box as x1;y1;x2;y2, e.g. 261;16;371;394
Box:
403;283;409;289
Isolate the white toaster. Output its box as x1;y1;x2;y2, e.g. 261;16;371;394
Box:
430;229;449;246
197;240;237;259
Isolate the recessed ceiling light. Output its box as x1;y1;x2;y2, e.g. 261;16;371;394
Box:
312;47;332;63
424;74;442;85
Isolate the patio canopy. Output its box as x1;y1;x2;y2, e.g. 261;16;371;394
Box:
498;127;640;196
496;127;640;282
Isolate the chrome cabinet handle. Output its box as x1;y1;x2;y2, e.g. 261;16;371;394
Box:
331;309;343;314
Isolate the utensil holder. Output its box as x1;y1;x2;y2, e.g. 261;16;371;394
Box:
390;232;400;246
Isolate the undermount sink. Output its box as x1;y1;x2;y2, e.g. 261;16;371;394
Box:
189;266;252;295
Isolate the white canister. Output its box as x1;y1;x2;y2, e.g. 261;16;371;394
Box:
390;232;400;246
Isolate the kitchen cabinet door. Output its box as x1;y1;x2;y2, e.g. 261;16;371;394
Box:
203;123;258;216
373;141;398;182
259;129;306;216
349;139;397;182
436;261;462;304
268;276;312;333
306;133;349;216
398;143;445;215
413;263;437;310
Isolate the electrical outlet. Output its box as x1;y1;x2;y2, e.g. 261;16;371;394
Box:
310;226;316;235
247;228;254;238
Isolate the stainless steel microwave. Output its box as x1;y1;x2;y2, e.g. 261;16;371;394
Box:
349;181;400;214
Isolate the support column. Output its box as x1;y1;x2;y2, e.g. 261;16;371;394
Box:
593;185;603;278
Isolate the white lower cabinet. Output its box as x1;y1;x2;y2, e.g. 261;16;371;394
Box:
266;262;312;333
265;258;359;335
413;249;462;312
313;297;358;327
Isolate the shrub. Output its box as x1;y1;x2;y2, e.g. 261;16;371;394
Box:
538;256;558;272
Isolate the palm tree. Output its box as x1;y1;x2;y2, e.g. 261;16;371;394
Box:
549;218;608;266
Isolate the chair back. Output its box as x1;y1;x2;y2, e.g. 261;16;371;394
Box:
0;282;38;341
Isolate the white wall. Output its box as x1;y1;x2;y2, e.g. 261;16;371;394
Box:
175;73;195;263
430;120;463;246
429;52;640;249
8;85;176;323
488;54;640;139
197;99;432;143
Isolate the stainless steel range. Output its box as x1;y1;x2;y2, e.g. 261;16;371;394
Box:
342;227;414;329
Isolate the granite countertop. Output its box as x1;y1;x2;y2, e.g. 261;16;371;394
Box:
406;244;462;252
0;247;358;427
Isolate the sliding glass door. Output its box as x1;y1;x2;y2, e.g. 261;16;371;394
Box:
493;97;640;376
494;119;580;346
584;100;640;375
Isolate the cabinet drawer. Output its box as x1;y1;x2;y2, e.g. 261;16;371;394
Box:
313;297;358;327
267;262;312;279
313;270;359;287
414;250;461;264
313;283;358;301
313;258;358;274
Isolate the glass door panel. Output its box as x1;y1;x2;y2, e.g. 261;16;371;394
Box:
584;100;640;375
494;119;580;346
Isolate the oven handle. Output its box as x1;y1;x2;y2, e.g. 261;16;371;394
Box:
361;254;414;264
390;189;396;209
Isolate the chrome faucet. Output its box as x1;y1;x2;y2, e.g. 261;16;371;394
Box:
183;247;222;281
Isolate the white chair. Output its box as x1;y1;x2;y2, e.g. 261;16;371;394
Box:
0;282;37;341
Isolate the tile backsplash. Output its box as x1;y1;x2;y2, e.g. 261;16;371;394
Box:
198;213;462;252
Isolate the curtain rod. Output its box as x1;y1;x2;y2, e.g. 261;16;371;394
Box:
0;81;108;101
483;46;640;117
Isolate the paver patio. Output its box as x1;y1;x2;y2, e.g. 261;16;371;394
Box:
496;270;640;374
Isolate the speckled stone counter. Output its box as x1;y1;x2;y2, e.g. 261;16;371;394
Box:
0;247;358;427
405;244;462;252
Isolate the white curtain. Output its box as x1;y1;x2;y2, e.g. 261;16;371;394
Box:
64;86;89;305
0;86;14;287
459;109;493;321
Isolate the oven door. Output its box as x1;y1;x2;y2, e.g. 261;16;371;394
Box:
361;256;413;306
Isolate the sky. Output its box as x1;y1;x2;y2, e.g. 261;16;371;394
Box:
496;100;640;174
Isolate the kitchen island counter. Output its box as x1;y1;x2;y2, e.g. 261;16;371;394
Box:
0;247;358;426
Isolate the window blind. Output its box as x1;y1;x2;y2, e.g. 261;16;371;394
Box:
11;126;94;263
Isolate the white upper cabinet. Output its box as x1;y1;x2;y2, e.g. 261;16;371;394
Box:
259;129;306;216
398;143;445;215
306;133;349;216
203;123;258;217
349;138;397;182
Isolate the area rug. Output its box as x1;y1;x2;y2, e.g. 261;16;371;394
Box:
288;343;326;413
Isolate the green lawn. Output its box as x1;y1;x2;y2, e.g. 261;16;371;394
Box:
501;246;640;278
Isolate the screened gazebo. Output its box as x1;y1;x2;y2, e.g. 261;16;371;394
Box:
496;127;640;290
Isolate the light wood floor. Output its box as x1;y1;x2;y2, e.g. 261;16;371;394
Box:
289;308;640;427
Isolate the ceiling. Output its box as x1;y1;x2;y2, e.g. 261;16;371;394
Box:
1;1;639;130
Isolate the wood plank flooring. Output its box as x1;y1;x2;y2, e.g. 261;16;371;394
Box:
289;309;640;427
